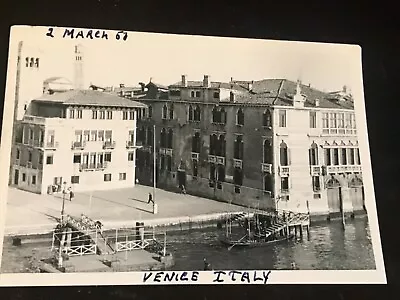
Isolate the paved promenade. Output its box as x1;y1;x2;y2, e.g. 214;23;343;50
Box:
3;186;244;235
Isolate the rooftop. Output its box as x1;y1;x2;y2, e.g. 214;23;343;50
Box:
33;89;147;108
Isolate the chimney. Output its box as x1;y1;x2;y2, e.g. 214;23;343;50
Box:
181;75;187;87
308;83;311;87
343;85;347;93
139;82;145;92
248;80;253;91
315;99;320;107
230;77;233;83
120;83;125;88
203;75;210;88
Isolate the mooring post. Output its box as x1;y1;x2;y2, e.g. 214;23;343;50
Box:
163;231;167;257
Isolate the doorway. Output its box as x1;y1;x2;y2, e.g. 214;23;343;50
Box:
14;169;19;185
177;170;186;189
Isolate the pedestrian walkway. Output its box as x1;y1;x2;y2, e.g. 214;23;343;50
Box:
3;186;245;235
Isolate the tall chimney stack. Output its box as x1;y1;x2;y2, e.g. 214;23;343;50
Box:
181;75;187;87
203;75;210;88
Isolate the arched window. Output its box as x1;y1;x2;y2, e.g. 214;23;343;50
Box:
348;148;355;165
236;108;244;126
167;129;173;149
263;110;271;127
332;148;339;165
217;165;225;182
162;104;168;119
192;132;201;153
309;142;319;165
139;126;146;144
234;135;244;159
326;176;340;188
341;148;347;165
188;105;193;121
324;148;331;166
148;105;153;118
280;141;289;166
194;105;201;121
218;135;226;157
264;173;273;192
169;103;174;120
146;127;153;146
212;106;219;123
220;108;226;124
160;128;167;148
263;139;272;163
210;134;217;155
350;176;363;187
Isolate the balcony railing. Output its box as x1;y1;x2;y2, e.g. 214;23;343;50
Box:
71;141;86;150
126;140;142;149
262;163;272;173
191;152;199;160
326;165;361;174
279;166;290;177
79;162;108;172
45;141;59;150
233;158;242;168
322;128;357;135
208;155;225;165
103;141;116;149
310;165;322;176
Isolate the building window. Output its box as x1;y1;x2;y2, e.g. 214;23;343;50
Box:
212;107;226;124
106;110;113;119
309;111;317;128
264;173;273;192
22;173;26;182
104;174;112;182
90;130;97;141
263;110;272;127
123;111;128;120
169;104;174;119
192;132;201;153
167;129;173;149
162;104;168;119
312;176;321;191
217;135;226;157
341;148;347;165
69;109;75;119
323;113;329;129
309;142;319;165
170;89;181;97
236;108;244;126
146;127;153;146
209;163;216;186
119;173;127;181
338;113;345;130
217;165;225;185
71;176;80;184
166;156;172;171
104;152;112;162
192;159;198;178
213;91;220;99
99;111;105;119
77;109;82;119
188;105;193;121
355;148;361;165
46;155;53;165
209;134;217;155
281;177;289;192
28;151;32;162
92;110;98;119
233;167;243;187
83;130;90;142
191;90;201;98
16;149;20;160
263;139;272;163
73;154;81;163
29;128;34;140
160;128;167;148
332;148;339;165
234;135;244;159
194;105;201;121
129;111;135;120
32;175;36;185
148;105;153;118
128;152;134;161
39;153;43;164
324;148;331;166
280;141;289;166
349;148;355;165
138;109;142;119
279;110;287;127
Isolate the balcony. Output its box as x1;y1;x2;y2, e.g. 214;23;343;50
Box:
159;148;173;156
208;155;225;165
71;141;86;150
261;163;272;173
103;141;116;149
322;128;357;136
45;141;59;150
326;165;362;174
126;140;143;149
310;165;322;176
166;148;173;156
79;162;108;172
279;166;290;177
233;158;242;168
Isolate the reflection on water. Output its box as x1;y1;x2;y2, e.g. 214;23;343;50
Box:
168;217;376;271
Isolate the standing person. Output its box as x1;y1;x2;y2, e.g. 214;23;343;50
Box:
147;193;154;205
68;188;74;201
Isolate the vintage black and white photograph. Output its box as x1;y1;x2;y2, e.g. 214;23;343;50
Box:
0;25;385;285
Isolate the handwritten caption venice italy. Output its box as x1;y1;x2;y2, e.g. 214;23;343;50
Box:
143;271;272;284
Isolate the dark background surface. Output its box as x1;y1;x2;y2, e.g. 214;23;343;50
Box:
0;0;399;299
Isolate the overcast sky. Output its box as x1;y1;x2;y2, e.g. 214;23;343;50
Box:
8;26;363;96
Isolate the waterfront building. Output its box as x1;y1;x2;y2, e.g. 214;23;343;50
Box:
133;75;364;219
9;89;146;194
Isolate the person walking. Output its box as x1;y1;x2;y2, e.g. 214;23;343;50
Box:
147;193;154;205
68;188;74;201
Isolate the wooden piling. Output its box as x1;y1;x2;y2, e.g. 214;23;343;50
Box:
300;225;303;237
294;225;298;237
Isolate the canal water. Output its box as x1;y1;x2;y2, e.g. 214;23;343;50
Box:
167;217;376;271
0;217;376;273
